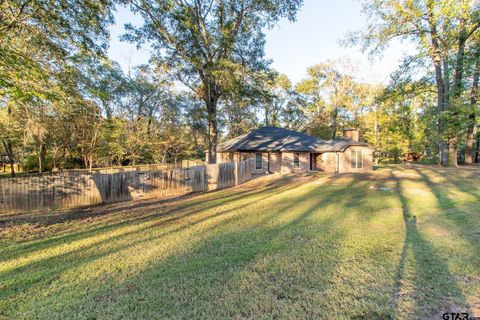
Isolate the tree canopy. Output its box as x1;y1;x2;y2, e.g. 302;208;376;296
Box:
347;0;480;166
1;0;480;176
121;0;303;163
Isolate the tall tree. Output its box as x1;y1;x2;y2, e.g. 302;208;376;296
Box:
80;57;127;119
0;101;21;176
296;60;365;139
465;45;480;164
0;0;115;175
250;70;293;127
122;0;303;163
0;0;115;98
348;0;480;166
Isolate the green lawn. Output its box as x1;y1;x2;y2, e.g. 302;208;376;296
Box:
1;165;479;319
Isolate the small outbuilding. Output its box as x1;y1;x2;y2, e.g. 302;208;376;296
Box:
212;127;374;173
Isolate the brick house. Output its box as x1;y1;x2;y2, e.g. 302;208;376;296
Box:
211;127;373;173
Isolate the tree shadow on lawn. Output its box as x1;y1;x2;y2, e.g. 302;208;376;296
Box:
319;169;401;223
411;166;480;259
329;167;474;318
20;182;357;319
413;166;480;314
421;165;480;201
17;174;413;319
7;168;470;319
0;176;310;279
391;168;472;318
0;174;324;315
2;173;400;319
0;174;314;260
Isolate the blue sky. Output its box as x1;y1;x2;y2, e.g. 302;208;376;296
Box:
108;0;413;85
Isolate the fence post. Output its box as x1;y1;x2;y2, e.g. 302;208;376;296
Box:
234;161;239;186
234;153;240;186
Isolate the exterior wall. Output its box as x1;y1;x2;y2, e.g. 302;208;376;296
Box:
250;152;282;173
217;151;282;173
338;146;373;173
268;152;282;173
281;152;309;174
217;146;373;174
316;152;338;173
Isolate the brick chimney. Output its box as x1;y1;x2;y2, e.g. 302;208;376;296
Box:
343;128;359;142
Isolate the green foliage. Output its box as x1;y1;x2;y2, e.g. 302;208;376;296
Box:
347;0;480;166
121;0;303;162
2;0;479;171
294;59;382;139
0;0;116;173
361;81;437;161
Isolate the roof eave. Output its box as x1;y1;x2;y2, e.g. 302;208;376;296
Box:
339;143;374;152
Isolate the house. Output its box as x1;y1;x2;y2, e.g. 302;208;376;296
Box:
212;127;373;173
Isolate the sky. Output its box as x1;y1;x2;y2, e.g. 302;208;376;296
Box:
108;0;414;85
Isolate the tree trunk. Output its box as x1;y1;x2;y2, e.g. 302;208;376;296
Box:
433;55;449;166
331;106;338;139
448;135;458;166
265;105;269;127
439;141;448;166
205;87;219;164
38;143;46;173
465;123;475;164
103;100;113;120
374;104;379;165
465;46;479;164
428;11;449;166
52;153;57;170
3;105;16;177
83;154;89;170
2;139;15;177
446;24;468;167
89;155;93;171
475;135;480;163
207;108;218;164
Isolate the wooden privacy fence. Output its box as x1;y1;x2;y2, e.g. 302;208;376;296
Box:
0;158;254;213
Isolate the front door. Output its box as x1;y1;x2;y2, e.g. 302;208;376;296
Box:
309;153;314;171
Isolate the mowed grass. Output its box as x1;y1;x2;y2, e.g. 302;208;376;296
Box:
0;165;479;319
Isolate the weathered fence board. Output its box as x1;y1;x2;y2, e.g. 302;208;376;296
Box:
0;159;254;213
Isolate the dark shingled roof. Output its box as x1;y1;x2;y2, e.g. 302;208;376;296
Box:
217;127;371;152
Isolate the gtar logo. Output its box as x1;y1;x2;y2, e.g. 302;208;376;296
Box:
442;313;469;320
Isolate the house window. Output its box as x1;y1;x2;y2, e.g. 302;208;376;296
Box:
351;150;363;169
255;153;262;169
294;153;300;168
